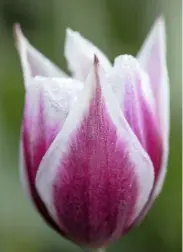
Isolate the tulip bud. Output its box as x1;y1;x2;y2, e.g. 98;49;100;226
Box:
14;16;169;250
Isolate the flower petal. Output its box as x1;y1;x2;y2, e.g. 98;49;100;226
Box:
36;57;154;247
14;24;67;88
137;17;170;207
108;55;162;182
20;140;62;234
21;77;83;233
108;55;165;230
64;28;112;81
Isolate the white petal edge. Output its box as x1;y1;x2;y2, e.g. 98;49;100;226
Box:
14;24;67;88
137;16;169;141
64;28;112;81
21;76;83;225
107;54;155;112
137;16;170;199
35;58;154;225
137;16;165;69
25;76;84;139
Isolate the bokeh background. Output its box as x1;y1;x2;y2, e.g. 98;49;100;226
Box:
0;0;182;252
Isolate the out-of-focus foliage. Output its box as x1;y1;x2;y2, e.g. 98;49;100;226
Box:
0;0;181;252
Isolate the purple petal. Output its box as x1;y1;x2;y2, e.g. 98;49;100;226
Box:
36;57;154;247
136;16;170;217
21;77;83;233
108;55;163;181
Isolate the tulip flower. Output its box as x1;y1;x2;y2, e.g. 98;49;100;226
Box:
14;16;169;251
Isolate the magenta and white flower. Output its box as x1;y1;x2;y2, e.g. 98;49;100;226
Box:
14;16;169;249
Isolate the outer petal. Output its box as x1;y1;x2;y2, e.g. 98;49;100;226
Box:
137;17;169;212
108;55;162;181
36;57;154;247
64;28;112;81
21;77;83;233
14;24;67;88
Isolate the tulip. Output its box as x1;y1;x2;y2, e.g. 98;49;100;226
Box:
14;16;169;251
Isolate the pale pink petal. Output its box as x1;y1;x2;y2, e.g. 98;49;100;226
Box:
137;17;170;205
14;24;67;88
64;28;112;81
36;57;154;247
21;77;83;233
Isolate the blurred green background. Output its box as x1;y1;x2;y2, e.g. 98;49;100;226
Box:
0;0;181;251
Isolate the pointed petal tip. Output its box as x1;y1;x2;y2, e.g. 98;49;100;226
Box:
13;23;20;33
66;27;72;35
65;28;82;45
13;22;21;30
94;54;99;65
64;26;111;80
155;15;166;34
66;27;77;38
13;23;27;52
13;23;22;47
157;14;165;24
